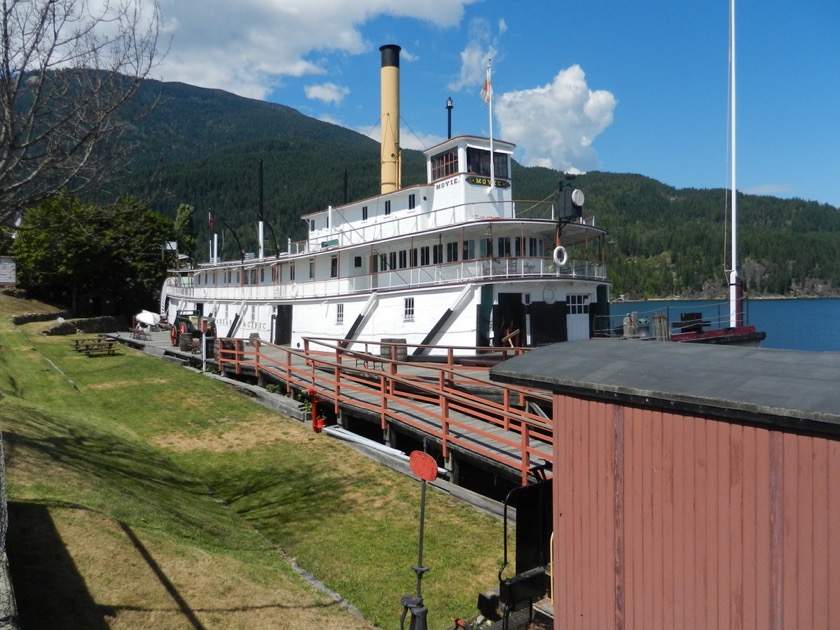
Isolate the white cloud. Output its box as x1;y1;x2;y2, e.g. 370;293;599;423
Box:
305;82;351;105
152;0;476;99
448;18;501;92
494;65;617;172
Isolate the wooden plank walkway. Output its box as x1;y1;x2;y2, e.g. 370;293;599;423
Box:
227;339;554;484
112;330;554;484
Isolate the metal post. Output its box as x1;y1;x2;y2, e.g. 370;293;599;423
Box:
400;452;437;629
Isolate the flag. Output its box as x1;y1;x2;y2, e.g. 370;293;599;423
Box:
480;64;493;103
208;212;214;229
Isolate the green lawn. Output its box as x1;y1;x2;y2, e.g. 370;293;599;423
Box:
0;294;506;629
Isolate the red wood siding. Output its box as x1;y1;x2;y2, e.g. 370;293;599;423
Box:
552;394;840;630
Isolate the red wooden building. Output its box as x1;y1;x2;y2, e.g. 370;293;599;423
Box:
492;341;840;629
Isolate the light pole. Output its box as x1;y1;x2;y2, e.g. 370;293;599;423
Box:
446;97;453;139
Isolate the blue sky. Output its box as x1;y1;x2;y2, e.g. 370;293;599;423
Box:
154;0;840;208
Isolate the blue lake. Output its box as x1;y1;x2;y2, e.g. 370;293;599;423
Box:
608;298;840;352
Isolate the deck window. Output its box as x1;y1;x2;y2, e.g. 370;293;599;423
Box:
330;256;338;278
362;206;368;220
309;259;315;279
354;256;362;268
385;200;391;216
497;237;511;257
389;252;397;270
290;262;296;281
431;149;458;181
336;303;344;325
446;242;459;262
408;193;416;210
420;246;430;266
466;148;510;179
404;297;415;321
432;244;443;264
567;294;589;315
463;239;476;260
398;250;407;268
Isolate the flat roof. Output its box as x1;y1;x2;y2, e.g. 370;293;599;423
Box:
490;340;840;435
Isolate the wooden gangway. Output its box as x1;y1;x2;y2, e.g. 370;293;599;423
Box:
217;337;554;485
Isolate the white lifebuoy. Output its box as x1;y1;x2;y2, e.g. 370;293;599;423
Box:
553;245;568;267
290;283;298;298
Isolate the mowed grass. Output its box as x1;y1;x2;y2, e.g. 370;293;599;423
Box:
0;294;507;629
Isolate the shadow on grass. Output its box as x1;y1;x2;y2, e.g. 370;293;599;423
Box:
118;522;206;630
6;502;110;629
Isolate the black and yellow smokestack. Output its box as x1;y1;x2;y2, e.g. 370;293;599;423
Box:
380;44;401;194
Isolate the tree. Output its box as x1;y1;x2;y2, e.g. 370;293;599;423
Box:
0;0;163;230
173;203;196;264
13;192;173;317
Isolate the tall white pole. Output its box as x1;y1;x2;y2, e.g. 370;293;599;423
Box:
728;0;739;327
487;60;495;192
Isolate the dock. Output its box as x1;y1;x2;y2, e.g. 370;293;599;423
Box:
112;330;554;487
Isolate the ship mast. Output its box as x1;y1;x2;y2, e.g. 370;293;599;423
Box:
728;0;739;327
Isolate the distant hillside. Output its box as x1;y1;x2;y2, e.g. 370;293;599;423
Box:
106;79;840;300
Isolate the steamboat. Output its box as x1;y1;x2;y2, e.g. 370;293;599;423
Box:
160;45;610;355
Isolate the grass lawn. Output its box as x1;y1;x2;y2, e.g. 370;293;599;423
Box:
0;293;508;629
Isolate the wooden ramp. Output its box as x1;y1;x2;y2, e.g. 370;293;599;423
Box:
218;337;554;485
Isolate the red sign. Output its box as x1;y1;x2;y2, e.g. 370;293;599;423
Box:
409;451;438;482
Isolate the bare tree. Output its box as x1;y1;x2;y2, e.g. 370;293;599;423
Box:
0;0;163;228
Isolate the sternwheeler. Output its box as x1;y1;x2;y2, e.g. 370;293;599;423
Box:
160;45;610;356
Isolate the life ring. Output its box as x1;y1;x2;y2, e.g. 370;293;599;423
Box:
290;283;298;298
543;286;556;305
553;245;568;267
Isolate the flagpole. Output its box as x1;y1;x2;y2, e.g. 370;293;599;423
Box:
487;60;495;191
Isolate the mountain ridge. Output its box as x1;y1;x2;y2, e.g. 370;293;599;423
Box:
109;79;840;300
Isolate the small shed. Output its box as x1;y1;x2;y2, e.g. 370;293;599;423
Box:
491;340;840;629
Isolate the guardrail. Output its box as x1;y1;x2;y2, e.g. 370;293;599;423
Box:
216;336;553;485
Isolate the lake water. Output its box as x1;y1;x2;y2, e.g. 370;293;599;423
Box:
607;298;840;352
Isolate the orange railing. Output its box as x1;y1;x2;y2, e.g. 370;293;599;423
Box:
216;337;553;485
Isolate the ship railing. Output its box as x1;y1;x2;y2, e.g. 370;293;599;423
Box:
302;199;596;250
174;256;607;301
216;335;553;485
593;300;755;340
349;256;606;293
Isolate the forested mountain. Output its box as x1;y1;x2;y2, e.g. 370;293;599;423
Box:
107;79;840;300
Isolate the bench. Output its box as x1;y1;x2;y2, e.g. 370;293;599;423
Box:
345;351;385;370
83;341;116;357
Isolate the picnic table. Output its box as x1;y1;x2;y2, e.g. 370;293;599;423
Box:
73;338;117;356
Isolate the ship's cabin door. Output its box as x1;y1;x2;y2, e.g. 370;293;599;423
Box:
495;293;526;347
273;305;292;345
